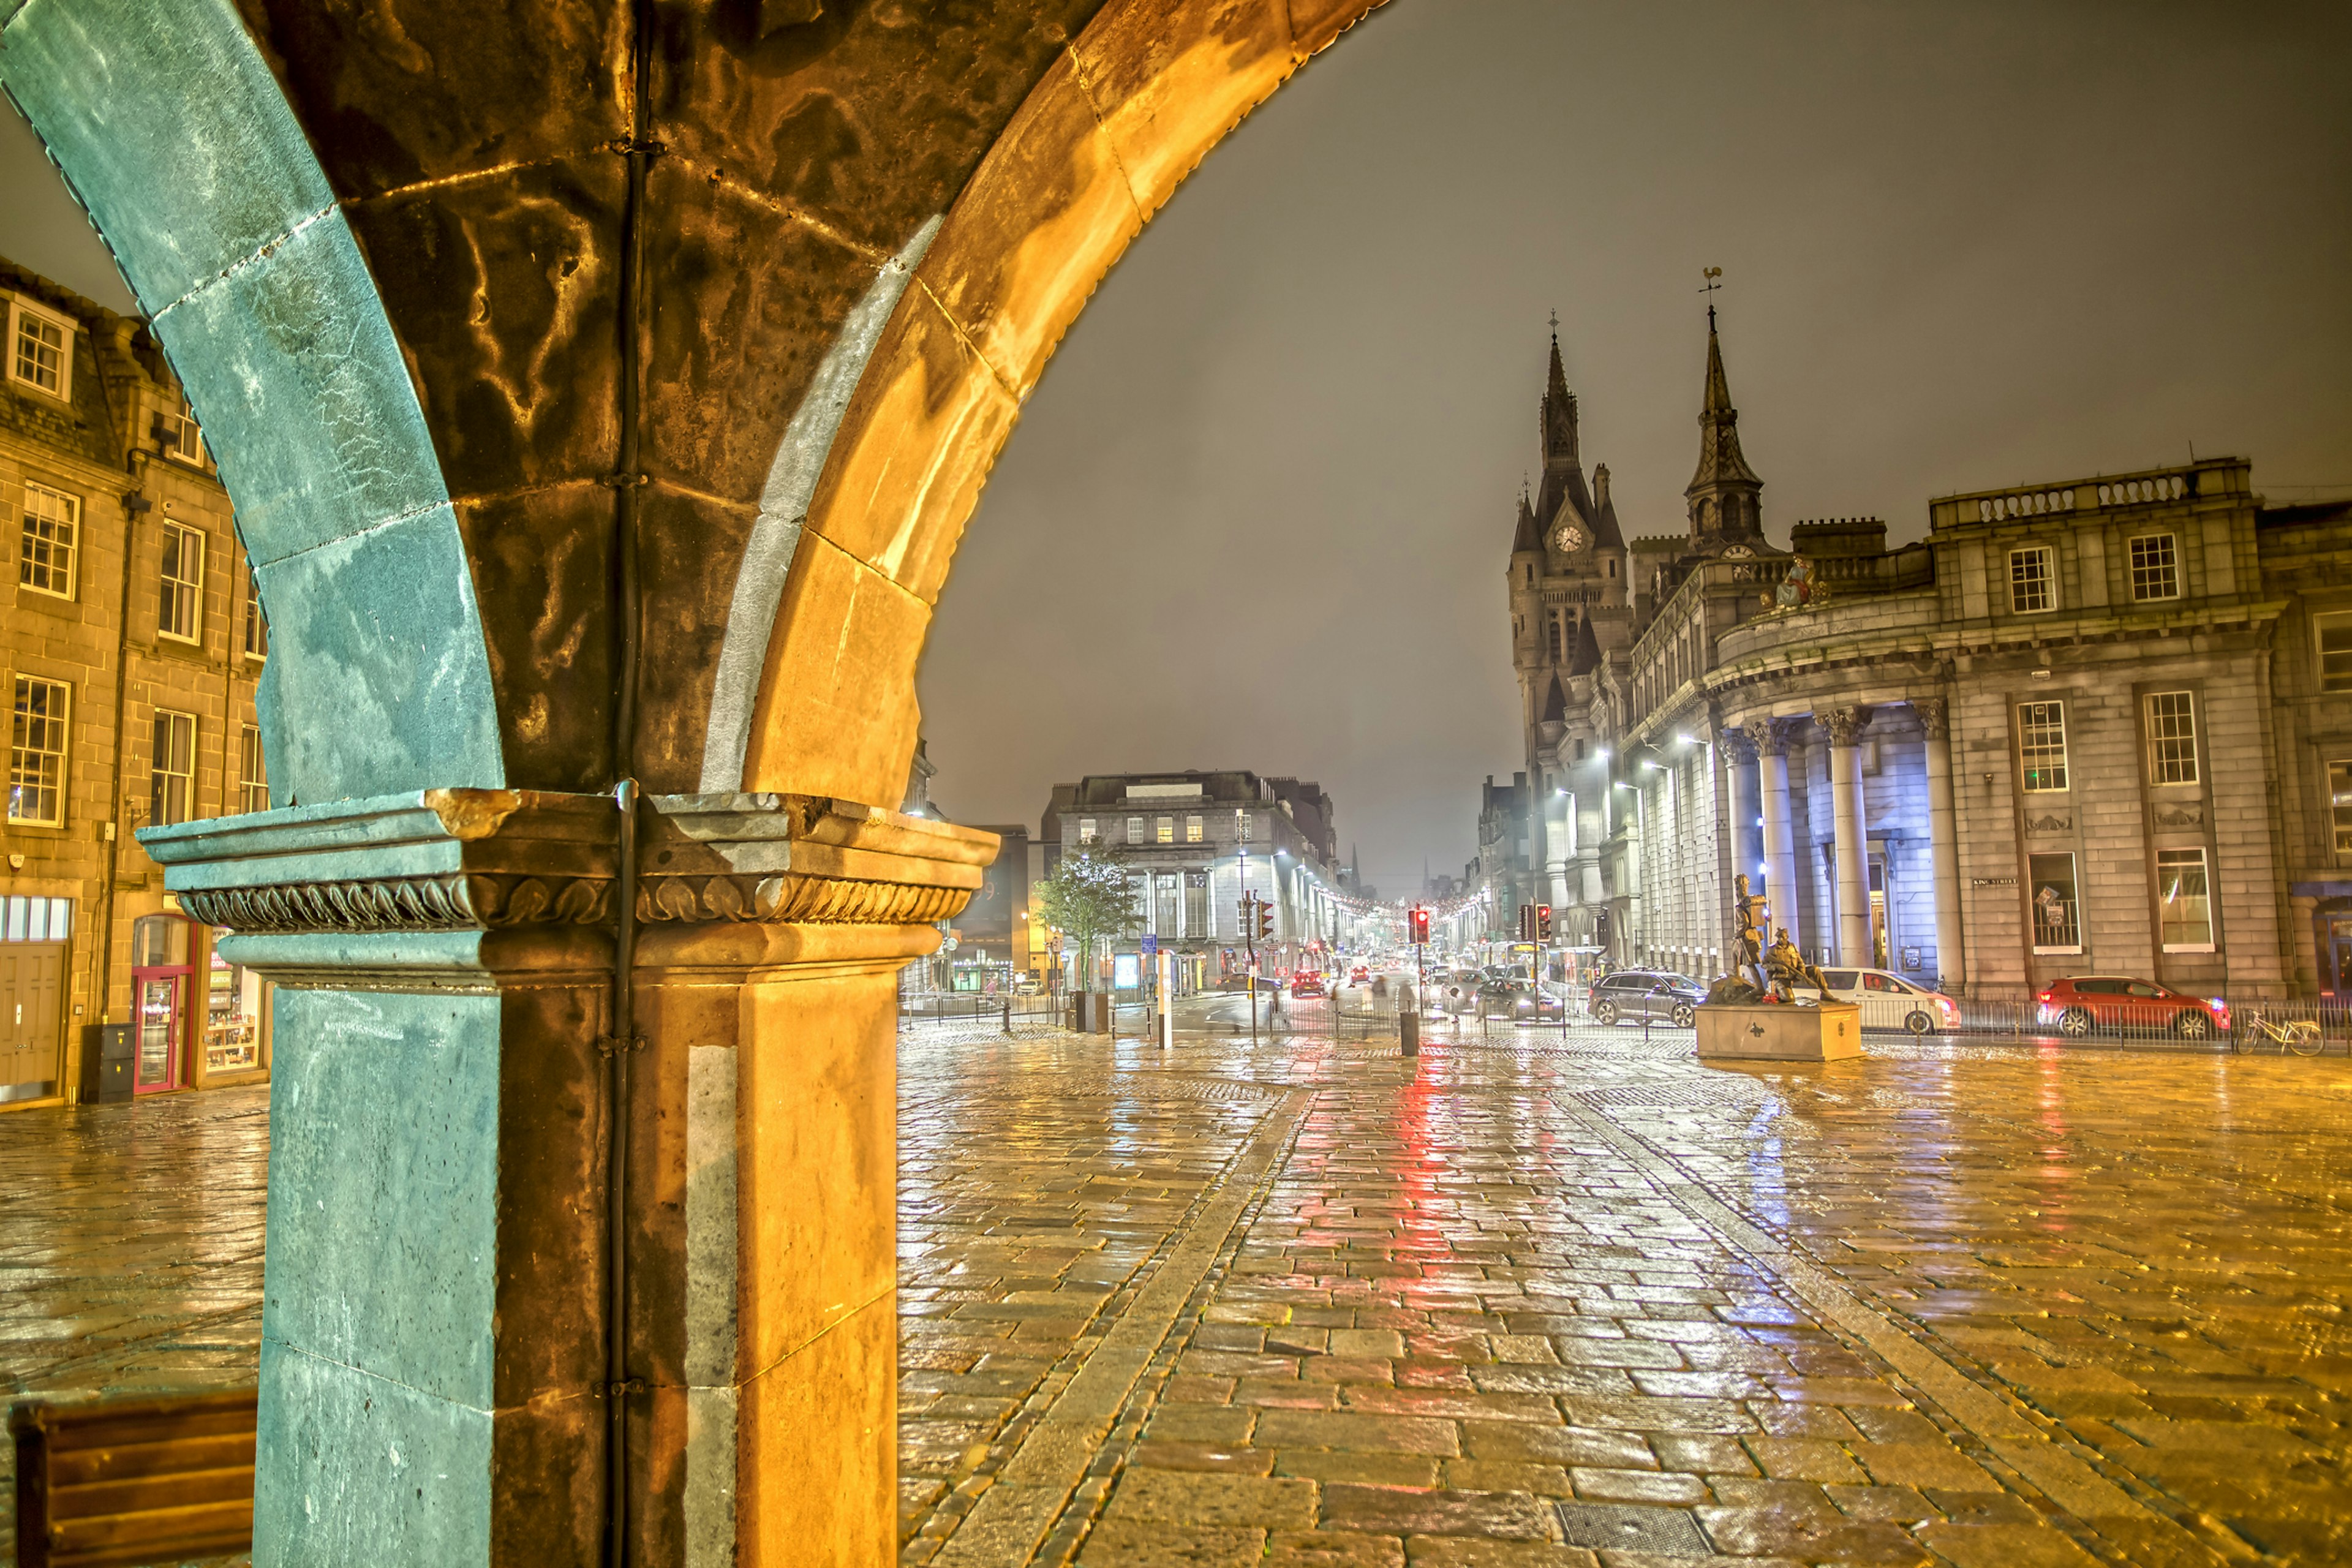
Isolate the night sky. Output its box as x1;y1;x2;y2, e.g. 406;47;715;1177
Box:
7;1;2347;892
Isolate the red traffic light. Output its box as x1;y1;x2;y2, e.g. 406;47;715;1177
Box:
1408;907;1431;944
1537;904;1553;941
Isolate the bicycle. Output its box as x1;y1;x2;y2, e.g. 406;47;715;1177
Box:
2233;1009;2324;1057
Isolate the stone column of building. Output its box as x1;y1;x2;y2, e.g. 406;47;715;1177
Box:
1722;730;1760;921
1917;696;1966;994
1822;707;1873;967
1745;720;1802;950
145;793;992;1562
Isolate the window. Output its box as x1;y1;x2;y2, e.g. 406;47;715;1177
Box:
239;725;268;815
149;709;196;827
1077;818;1098;844
7;677;69;825
157;401;206;467
1234;809;1251;843
1125;815;1144;844
159;522;205;643
1185;814;1203;843
2329;762;2352;856
2028;853;2081;952
2128;533;2179;601
243;568;268;659
2;895;72;943
2144;692;2197;785
18;480;79;600
2317;611;2352;694
2018;701;2068;793
2155;847;2212;950
2008;546;2054;613
9;298;71;399
1184;870;1208;934
1156;815;1174;844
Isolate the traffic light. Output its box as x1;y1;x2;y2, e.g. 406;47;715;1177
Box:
1594;907;1612;946
1258;901;1276;941
1408;907;1431;944
1517;903;1534;941
1537;905;1553;942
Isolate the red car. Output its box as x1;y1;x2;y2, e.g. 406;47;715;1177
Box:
2037;975;2228;1040
1290;974;1327;999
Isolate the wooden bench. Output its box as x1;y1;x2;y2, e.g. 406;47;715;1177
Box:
11;1390;255;1568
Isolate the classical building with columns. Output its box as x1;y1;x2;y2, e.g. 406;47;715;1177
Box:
1509;315;2348;1000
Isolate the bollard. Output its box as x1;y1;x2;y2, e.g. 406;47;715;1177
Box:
1002;1000;1012;1035
1401;1009;1420;1058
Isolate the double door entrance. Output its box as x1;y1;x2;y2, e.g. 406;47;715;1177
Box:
130;914;189;1094
1;895;74;1103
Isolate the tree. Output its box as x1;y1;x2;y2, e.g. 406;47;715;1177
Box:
1036;847;1141;994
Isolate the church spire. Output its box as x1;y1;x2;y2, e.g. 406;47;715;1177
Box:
1685;303;1762;545
1540;314;1579;473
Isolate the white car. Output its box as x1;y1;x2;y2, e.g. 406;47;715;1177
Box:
1795;967;1961;1035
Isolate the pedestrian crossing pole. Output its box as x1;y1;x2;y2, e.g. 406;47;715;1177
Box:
1156;948;1174;1050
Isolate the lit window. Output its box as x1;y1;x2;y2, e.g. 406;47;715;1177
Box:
2329;761;2352;858
2128;533;2179;601
157;400;206;467
2155;847;2212;950
2316;611;2352;694
2145;692;2196;786
0;895;72;943
9;298;71;399
1077;818;1098;844
239;725;269;815
1156;816;1174;843
150;709;196;827
2008;546;2054;613
244;568;268;660
2028;852;2081;952
18;480;79;600
1126;815;1144;843
159;522;205;643
1185;815;1203;843
1234;809;1251;843
2018;701;2068;793
8;677;69;825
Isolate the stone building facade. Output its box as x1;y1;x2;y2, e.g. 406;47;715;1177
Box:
1039;769;1347;984
2;258;270;1106
1504;312;2350;1001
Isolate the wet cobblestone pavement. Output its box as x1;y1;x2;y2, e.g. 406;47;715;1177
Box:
7;1026;2352;1565
898;1023;2352;1567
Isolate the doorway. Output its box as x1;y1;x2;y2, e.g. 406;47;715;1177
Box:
1868;855;1891;971
1;895;71;1104
130;914;190;1095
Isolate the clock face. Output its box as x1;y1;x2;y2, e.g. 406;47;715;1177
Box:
1554;524;1585;553
1722;545;1755;559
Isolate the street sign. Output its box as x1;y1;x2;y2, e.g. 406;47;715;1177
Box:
1141;933;1158;956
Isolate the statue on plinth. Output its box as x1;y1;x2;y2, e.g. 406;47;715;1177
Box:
1763;926;1832;1001
1703;873;1772;1006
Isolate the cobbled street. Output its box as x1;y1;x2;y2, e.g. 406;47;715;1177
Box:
7;1023;2352;1566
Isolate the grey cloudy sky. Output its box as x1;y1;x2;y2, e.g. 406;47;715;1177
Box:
8;1;2347;891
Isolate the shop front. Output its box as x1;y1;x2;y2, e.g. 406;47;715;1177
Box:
126;910;271;1095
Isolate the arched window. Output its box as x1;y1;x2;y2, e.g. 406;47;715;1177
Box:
1548;615;1563;663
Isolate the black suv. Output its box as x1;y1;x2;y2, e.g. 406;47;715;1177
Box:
1586;970;1703;1027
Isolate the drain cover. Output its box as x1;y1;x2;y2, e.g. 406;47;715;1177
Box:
1553;1502;1713;1556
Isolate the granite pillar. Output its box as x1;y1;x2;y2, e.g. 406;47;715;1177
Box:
1918;696;1966;994
1823;707;1872;967
1746;720;1801;952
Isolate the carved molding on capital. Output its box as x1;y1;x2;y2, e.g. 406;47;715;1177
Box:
145;788;997;941
1914;695;1950;741
1719;728;1757;766
1742;717;1787;759
1819;706;1869;748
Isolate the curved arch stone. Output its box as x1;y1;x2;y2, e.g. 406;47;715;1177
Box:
0;0;504;804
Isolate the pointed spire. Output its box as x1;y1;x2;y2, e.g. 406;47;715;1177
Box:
1686;305;1762;539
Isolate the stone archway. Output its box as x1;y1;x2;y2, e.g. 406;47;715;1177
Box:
2;1;1383;1562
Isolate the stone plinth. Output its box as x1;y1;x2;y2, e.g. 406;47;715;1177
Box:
1696;1001;1862;1061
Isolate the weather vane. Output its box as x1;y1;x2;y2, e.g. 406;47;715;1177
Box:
1700;266;1722;327
1548;308;1559;334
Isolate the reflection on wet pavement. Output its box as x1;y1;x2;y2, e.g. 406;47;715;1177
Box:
7;1029;2350;1566
901;1025;2352;1567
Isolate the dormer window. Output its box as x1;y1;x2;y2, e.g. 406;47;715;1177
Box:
7;296;72;401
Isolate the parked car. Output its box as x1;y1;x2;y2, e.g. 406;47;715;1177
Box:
2036;976;2228;1040
1586;970;1704;1027
1010;974;1044;997
1792;967;1961;1034
1476;980;1566;1023
1291;974;1327;999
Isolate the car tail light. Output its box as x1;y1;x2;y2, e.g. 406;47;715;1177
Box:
1937;999;1960;1025
2208;998;2230;1027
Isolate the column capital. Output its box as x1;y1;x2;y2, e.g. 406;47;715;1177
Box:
1719;728;1757;766
1819;706;1869;748
1913;695;1950;741
140;788;996;984
1741;717;1787;758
